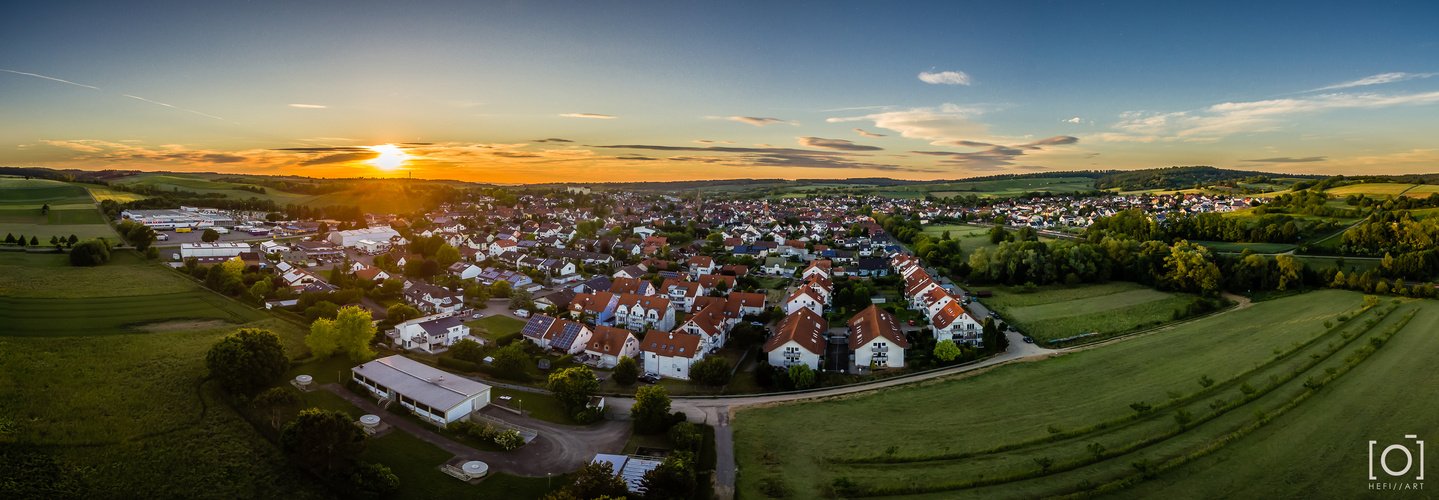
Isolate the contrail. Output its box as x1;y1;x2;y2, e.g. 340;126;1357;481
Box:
0;68;101;90
4;68;228;121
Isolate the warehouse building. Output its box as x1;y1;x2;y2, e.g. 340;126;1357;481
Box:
179;242;252;260
351;355;493;425
327;226;401;248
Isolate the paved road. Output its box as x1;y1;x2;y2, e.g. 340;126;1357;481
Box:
324;383;630;477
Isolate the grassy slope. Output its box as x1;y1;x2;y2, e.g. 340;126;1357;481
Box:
732;290;1362;498
114;173;315;205
982;282;1197;342
0;252;326;499
0;179;117;241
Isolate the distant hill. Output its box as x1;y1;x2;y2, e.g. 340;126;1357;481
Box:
1093;166;1325;191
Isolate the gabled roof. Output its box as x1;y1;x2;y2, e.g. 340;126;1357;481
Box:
352;356;490;412
569;292;617;314
618;293;671;312
586;326;635;354
640;330;703;359
932;300;974;330
784;285;825;306
848;305;909;350
765;307;828;355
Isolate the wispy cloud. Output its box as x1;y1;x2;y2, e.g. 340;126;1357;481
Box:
531;138;573;143
693;140;735;144
853;128;886;137
1061;117;1083;124
289;103;327;109
1243;156;1326;163
818;105;894;113
559;113;615;119
723;116;789;126
123;94;226;120
828;103;988;144
596;144;932;172
1307;72;1438;92
1102;90;1439;142
918;70;972;86
797;137;882;151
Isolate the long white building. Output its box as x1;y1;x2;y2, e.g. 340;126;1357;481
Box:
180;242;251;259
351;355;492;425
328;226;401;248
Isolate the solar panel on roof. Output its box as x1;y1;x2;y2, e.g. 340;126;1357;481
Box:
521;315;554;338
551;322;585;349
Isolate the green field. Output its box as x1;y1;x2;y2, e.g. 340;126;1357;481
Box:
86;184;151;203
0;290;268;336
1188;240;1297;254
921;224;1055;255
982;282;1199;343
0;178;117;242
892;177;1099;199
1326;183;1416;197
465;314;528;341
733;290;1424;499
114;173;314;204
0;251;327;498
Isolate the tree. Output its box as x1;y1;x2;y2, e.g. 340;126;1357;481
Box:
66;234;79;247
15;234;26;247
632;385;673;434
28;235;39;246
201;228;220;242
308;306;377;362
118;221;157;251
639;452;697;499
450;338;485;364
1174;407;1194;428
279;408;368;476
690;356;733;386
981;317;999;352
934;339;961;362
436;244;461;267
492;342;531;380
551;461;629;500
2;233;13;244
491;280;512;298
611;356;639;386
667;421;702;451
350;462;400;496
68;239;111;267
788;364;816;390
252;387;303;429
547;366;600;413
206;328;289;394
386;303;422;324
509;287;533;310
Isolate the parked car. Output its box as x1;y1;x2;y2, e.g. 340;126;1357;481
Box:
908;320;916;326
1023;336;1034;343
473;313;485;319
639;373;661;384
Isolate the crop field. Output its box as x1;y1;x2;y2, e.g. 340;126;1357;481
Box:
86;184;150;203
733;290;1423;499
1326;183;1418;198
0;251;198;297
981;282;1198;343
0;179;120;243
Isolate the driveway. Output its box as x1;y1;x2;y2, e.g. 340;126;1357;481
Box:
324;383;630;477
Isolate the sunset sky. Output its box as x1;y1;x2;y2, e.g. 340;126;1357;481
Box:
3;0;1438;183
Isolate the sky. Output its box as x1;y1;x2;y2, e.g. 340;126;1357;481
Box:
2;0;1438;184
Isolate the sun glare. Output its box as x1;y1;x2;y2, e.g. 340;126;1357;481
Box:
367;144;407;170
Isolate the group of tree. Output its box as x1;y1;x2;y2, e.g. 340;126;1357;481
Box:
306;306;378;363
547;366;603;423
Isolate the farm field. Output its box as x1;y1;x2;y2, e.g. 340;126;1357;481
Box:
0;251;196;298
878;177;1097;199
732;290;1413;499
1121;302;1439;499
981;281;1199;343
113;173;315;204
0;249;326;498
0;290;267;336
1188;240;1296;254
86;183;150;203
0;178;118;242
1326;183;1416;197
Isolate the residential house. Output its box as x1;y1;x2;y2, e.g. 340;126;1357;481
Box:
404;282;464;314
764;308;827;370
615;294;675;332
848;305;908;369
583;326;639;368
783;286;826;316
641;330;706;380
390;312;470;354
518;314;595;354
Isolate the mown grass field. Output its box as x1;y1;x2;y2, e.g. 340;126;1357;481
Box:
981;282;1199;343
113;173;314;204
733;290;1417;499
0;178;95;207
921;224;1055;255
464;314;528;341
0;290;267;336
0;251;197;297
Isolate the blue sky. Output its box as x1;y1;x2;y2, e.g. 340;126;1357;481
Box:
2;0;1438;182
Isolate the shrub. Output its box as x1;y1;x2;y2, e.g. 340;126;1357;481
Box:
437;357;477;372
494;430;524;450
350;462;400;496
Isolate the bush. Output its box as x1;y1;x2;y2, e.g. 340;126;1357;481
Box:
668;422;702;451
69;239;111;267
495;332;523;346
572;407;604;425
611;357;639;386
494;430;524;450
437;357;478;372
350;462;400;496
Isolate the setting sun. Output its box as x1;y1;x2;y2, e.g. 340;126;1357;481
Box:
367;144;407;170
